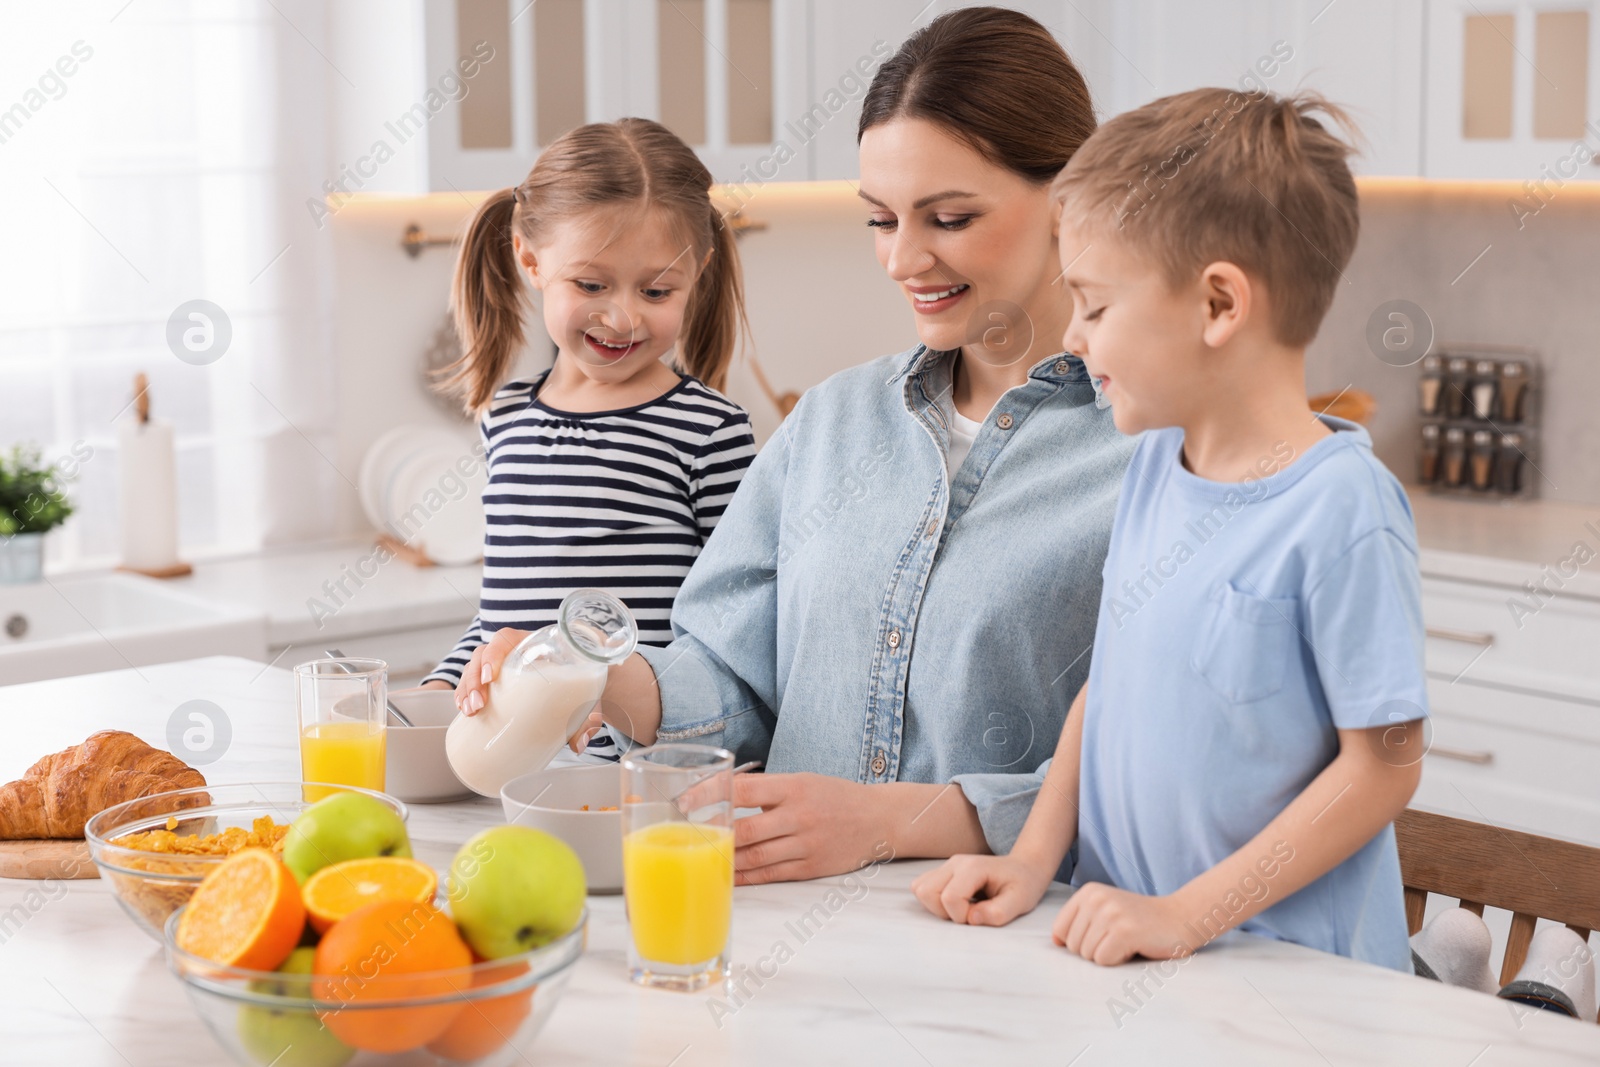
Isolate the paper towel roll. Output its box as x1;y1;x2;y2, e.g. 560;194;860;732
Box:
118;417;180;572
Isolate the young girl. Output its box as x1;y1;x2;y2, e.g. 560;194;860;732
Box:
420;118;756;762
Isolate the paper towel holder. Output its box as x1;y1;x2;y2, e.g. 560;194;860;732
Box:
115;372;193;580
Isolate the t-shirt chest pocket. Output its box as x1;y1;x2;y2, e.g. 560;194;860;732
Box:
1189;582;1301;704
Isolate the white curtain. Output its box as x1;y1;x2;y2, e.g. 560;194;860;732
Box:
0;0;343;569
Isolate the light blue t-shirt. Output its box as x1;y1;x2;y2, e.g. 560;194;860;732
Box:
1072;416;1428;972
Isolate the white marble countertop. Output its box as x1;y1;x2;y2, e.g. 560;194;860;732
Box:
1412;489;1600;599
2;657;1598;1065
35;490;1600;660
53;538;483;648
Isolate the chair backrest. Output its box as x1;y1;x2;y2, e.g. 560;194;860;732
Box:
1394;808;1600;1000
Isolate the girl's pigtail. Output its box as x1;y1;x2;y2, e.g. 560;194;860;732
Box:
676;206;747;395
434;186;526;413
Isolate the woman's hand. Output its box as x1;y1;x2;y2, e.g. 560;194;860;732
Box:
911;852;1053;927
1050;883;1197;966
452;629;532;715
730;773;893;885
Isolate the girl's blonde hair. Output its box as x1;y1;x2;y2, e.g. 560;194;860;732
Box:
438;118;746;412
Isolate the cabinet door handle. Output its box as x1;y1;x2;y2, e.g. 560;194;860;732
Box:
1427;745;1494;765
1426;626;1496;648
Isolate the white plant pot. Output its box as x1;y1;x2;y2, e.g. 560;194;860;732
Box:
0;532;45;584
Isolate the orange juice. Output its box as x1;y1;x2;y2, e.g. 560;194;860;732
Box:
623;821;734;964
300;721;386;801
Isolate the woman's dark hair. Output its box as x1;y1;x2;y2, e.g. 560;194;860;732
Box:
857;6;1096;183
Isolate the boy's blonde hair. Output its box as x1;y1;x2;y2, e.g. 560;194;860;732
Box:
1051;89;1360;347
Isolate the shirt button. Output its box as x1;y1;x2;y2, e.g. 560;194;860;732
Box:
887;629;902;648
1054;359;1071;374
996;413;1015;430
871;751;887;776
925;520;939;537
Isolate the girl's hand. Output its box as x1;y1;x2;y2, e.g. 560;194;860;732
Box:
730;773;892;885
1051;883;1199;966
453;629;532;715
911;853;1053;926
452;630;606;753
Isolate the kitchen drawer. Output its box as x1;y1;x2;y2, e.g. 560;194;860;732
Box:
1425;675;1600;745
1413;768;1600;849
1421;576;1600;703
1415;680;1600;846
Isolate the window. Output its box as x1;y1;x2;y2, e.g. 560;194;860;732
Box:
0;5;338;571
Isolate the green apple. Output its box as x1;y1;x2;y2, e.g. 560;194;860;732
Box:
448;826;586;959
283;792;411;884
237;947;354;1067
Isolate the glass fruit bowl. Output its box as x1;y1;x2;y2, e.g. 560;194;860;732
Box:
85;782;408;941
163;904;587;1066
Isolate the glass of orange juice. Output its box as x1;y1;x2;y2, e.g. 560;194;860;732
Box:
621;743;735;991
295;658;387;802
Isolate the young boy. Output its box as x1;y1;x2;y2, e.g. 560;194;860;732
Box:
913;88;1429;972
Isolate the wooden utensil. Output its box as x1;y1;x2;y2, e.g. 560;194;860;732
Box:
1309;388;1377;425
0;839;98;880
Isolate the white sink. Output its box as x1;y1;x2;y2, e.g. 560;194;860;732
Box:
0;574;267;685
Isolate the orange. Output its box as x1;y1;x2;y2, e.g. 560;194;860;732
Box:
426;957;536;1061
175;847;305;971
302;856;438;933
312;899;472;1053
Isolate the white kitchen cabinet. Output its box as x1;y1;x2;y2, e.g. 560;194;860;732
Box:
414;1;1600;187
804;0;1068;181
1078;0;1426;177
809;0;1426;180
1415;567;1600;847
1422;573;1600;704
420;0;810;189
1423;0;1600;180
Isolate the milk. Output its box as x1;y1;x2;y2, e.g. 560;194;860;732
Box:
445;659;607;797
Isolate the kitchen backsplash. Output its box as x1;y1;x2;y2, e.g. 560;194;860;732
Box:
327;177;1600;542
1308;179;1600;508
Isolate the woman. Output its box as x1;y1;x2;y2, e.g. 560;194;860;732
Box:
453;7;1136;884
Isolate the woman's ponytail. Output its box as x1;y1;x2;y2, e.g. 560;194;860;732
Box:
676;206;747;395
435;186;526;413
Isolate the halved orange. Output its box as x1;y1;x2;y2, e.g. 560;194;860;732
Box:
303;856;438;933
175;847;306;971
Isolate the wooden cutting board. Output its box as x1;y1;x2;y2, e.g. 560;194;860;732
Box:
0;839;98;880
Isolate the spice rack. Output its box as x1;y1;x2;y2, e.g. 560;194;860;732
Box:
1415;346;1538;500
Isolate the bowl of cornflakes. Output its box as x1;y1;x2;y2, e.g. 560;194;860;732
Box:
85;782;408;941
501;764;622;893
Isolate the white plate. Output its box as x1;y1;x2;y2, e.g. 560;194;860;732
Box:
360;426;487;565
383;436;487;566
358;426;417;532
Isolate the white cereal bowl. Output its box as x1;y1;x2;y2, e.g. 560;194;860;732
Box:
501;764;623;894
384;687;475;803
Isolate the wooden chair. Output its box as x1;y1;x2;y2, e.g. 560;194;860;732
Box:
1395;808;1600;1020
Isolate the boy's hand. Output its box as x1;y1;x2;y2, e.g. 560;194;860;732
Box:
911;853;1053;927
1052;883;1198;966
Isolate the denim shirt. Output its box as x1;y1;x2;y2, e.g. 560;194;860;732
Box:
632;343;1137;854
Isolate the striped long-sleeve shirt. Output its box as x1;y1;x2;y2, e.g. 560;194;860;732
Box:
423;372;757;752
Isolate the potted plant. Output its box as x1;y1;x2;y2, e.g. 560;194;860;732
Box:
0;445;75;584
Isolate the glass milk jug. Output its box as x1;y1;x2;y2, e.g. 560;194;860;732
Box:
446;589;638;797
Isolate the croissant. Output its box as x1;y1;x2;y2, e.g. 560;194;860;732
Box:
0;730;209;839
